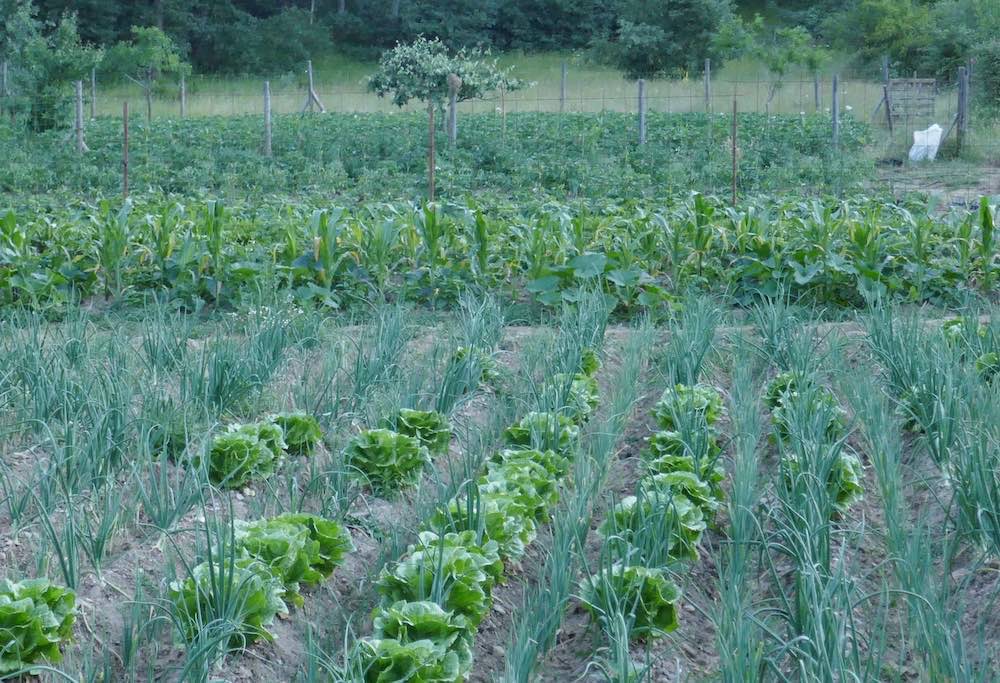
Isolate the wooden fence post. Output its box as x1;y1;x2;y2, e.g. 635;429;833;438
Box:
560;61;567;113
813;73;820;111
90;67;96;119
881;56;889;84
956;65;969;155
263;80;272;157
731;98;738;206
447;73;461;145
0;61;7;118
75;81;88;153
831;74;840;148
301;60;327;113
704;58;711;112
145;67;153;123
180;73;186;118
427;102;436;201
883;84;893;136
122;101;129;198
637;79;647;145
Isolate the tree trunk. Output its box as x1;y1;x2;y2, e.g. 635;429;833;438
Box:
338;0;346;14
392;0;402;18
154;0;164;29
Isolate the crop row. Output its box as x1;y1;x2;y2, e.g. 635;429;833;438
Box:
1;194;995;312
0;112;871;199
336;347;602;680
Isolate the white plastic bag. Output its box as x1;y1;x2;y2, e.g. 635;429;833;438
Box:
908;123;943;161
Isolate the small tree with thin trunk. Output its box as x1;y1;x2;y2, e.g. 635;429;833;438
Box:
103;26;188;121
368;36;524;200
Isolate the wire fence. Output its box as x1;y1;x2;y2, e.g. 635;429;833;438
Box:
2;66;997;204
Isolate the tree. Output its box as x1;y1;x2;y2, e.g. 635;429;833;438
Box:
103;26;188;120
368;36;525;199
593;0;736;80
12;8;101;131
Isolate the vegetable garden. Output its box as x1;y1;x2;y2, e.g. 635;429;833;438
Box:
0;97;998;682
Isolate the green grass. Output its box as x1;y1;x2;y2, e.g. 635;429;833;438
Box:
92;51;894;118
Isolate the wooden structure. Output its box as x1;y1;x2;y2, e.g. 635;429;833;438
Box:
885;78;936;124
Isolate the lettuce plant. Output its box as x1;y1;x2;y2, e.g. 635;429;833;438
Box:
386;409;452;456
783;451;865;514
168;557;287;646
0;578;76;675
580;564;681;638
975;351;998;381
653;383;725;431
600;491;706;563
201;430;279;489
376;531;501;627
649;471;720;521
230;421;286;458
643;430;725;501
766;373;846;442
428;488;537;561
345;429;430;494
371;600;472;677
504;412;579;457
352;637;463;683
235;513;353;606
491;447;570;480
270;412;323;456
478;456;559;522
545;372;600;424
580;347;601;377
452;345;502;386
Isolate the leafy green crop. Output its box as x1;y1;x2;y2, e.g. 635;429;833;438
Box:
452;346;502;386
386;409;452;456
168;558;287;646
478;457;560;522
600;491;707;562
352;636;464;683
644;430;725;498
231;421;287;459
766;372;846;442
653;383;725;431
545;372;600;424
504;411;579;457
234;513;353;606
376;531;501;627
783;451;865;514
649;471;721;522
975;351;999;382
580;564;681;638
200;430;279;489
371;600;472;677
345;429;430;495
0;578;76;675
269;412;323;456
428;488;538;561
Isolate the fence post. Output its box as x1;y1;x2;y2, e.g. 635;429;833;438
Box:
560;61;567;113
122;101;129;198
956;65;968;155
180;73;186;117
145;67;153;123
447;73;461;145
881;56;889;84
0;61;6;118
637;79;647;145
831;74;840;148
427;102;436;201
74;80;88;153
813;73;820;111
704;58;711;112
731;98;737;206
883;84;893;136
263;80;272;157
90;67;96;119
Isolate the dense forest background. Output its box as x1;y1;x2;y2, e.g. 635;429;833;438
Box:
8;0;998;82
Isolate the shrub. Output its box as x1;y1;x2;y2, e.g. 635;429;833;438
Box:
0;578;76;675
